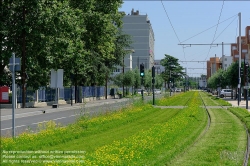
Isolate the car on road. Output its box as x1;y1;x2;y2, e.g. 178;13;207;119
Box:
220;89;233;98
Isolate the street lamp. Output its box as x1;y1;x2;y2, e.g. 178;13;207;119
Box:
123;49;135;97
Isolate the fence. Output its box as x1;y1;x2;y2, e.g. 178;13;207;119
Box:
15;86;107;103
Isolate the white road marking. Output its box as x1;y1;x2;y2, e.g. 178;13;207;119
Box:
1;114;79;131
1;125;26;131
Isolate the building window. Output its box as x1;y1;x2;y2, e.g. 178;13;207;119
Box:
225;64;227;67
232;46;237;50
224;58;227;61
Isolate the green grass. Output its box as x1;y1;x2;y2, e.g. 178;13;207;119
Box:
228;107;250;166
156;91;197;106
1;91;247;165
200;92;232;106
41;108;180;152
168;108;247;166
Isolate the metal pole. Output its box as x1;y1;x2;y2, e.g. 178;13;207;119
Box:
71;85;73;106
55;70;58;106
152;66;155;105
238;12;241;106
123;56;125;97
12;53;15;138
170;71;171;96
246;64;248;109
185;68;187;92
141;77;144;100
222;42;224;70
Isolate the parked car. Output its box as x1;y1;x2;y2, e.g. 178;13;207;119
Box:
154;89;161;94
220;89;233;98
137;89;147;94
175;88;181;92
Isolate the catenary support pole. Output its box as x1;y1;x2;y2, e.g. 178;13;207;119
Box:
238;12;241;106
12;53;16;138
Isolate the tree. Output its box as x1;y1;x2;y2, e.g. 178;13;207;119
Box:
113;73;123;88
160;54;185;90
123;70;135;95
143;69;152;94
155;74;164;89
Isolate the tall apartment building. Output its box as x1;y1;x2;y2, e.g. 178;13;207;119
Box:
122;9;155;70
206;56;221;79
207;26;250;79
232;36;249;62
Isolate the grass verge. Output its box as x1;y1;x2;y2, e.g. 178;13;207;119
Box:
168;108;247;166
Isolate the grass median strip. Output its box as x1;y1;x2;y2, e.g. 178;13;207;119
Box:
3;91;242;165
156;91;196;106
168;108;247;166
200;92;232;106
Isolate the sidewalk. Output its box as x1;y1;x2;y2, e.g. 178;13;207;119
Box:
0;97;130;116
223;97;250;111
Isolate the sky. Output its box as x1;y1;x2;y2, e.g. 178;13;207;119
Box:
119;0;250;77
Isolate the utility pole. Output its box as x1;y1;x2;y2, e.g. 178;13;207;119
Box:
169;71;171;96
152;66;155;105
185;68;187;92
246;62;249;109
123;55;125;97
222;42;224;70
238;12;242;106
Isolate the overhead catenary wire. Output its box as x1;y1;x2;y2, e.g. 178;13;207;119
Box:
211;0;225;45
179;14;237;44
204;0;225;61
160;0;181;44
213;15;237;42
160;0;187;64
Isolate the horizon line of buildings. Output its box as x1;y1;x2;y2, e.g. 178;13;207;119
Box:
115;9;250;89
207;26;250;80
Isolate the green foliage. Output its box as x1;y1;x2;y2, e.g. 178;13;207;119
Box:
0;0;129;89
124;70;135;87
144;69;152;92
113;73;123;88
208;62;241;89
155;74;164;89
160;54;185;88
133;68;141;89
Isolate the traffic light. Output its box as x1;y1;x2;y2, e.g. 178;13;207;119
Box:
140;63;144;77
240;67;243;76
152;66;155;77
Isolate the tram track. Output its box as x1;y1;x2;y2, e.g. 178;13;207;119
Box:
201;92;249;166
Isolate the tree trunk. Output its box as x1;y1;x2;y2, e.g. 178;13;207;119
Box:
74;72;77;103
105;74;108;99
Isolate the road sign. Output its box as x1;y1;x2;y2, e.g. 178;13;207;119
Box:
9;57;21;72
50;69;64;88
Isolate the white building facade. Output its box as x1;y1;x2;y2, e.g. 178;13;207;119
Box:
122;9;155;70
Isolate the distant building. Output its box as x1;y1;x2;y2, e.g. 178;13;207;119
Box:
206;26;250;80
122;8;155;70
221;55;233;70
206;56;221;79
